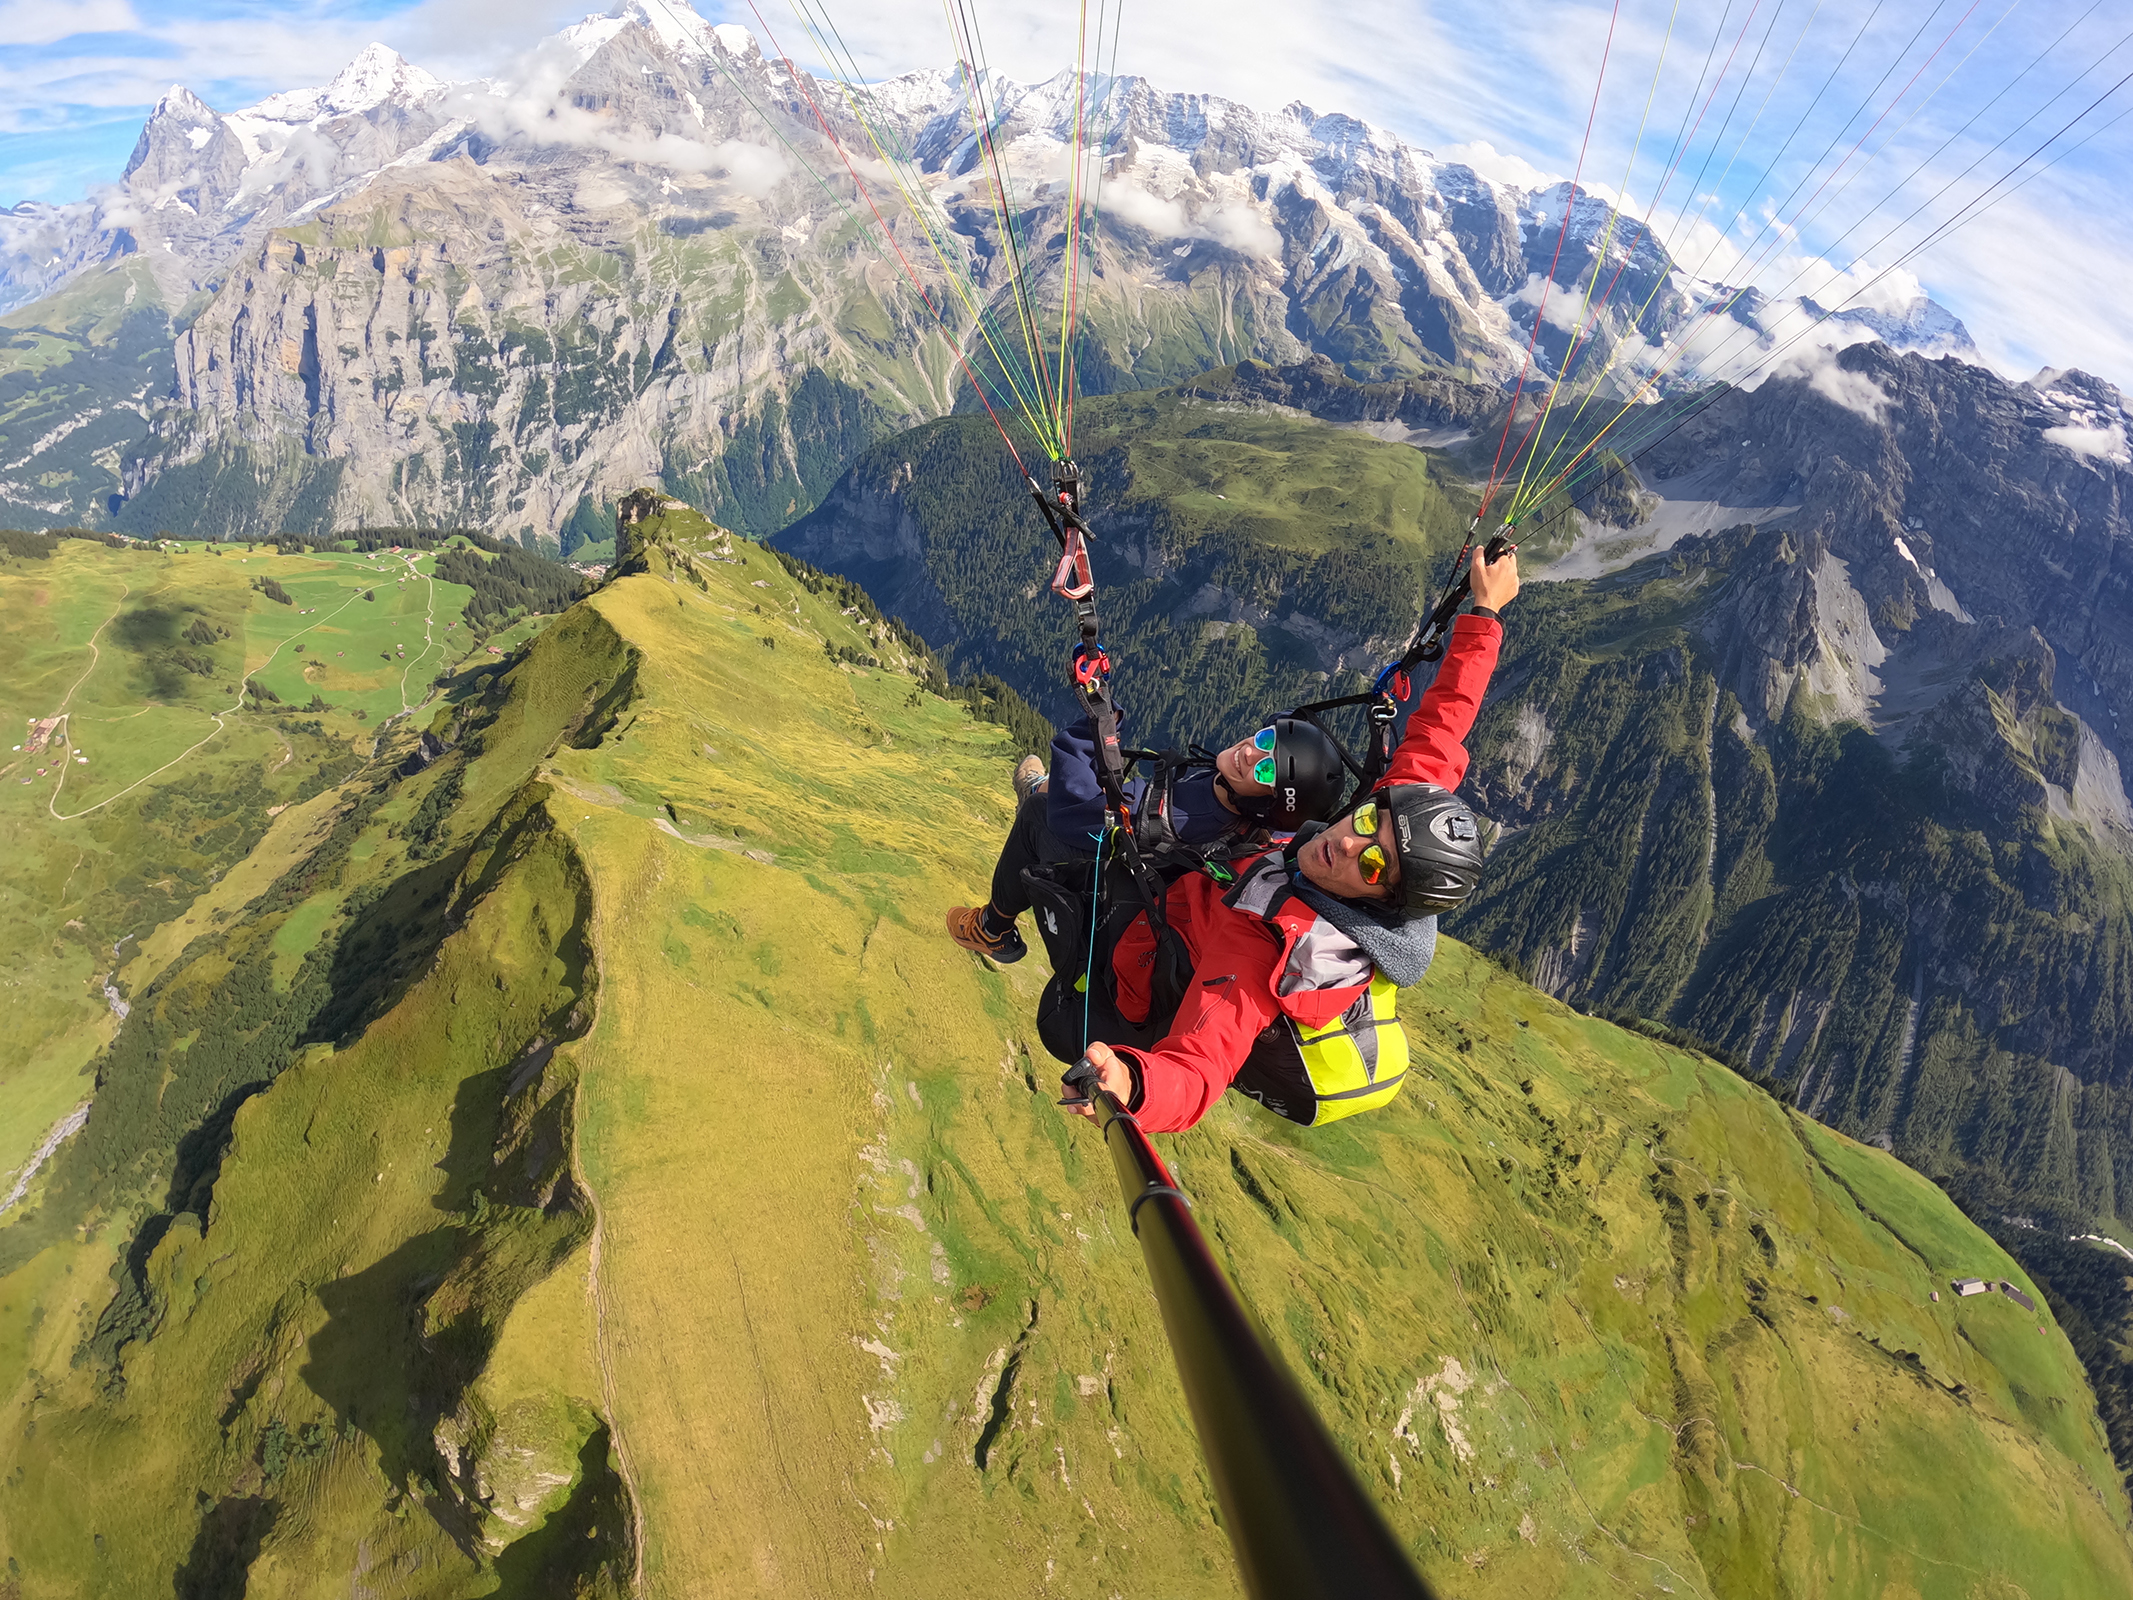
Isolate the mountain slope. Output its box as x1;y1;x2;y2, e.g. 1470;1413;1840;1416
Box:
2;518;2127;1597
775;372;1489;747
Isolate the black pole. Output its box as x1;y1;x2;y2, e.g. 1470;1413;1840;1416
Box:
1085;1088;1440;1600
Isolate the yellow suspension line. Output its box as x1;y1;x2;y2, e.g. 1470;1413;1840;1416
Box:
1516;0;1798;515
1054;0;1092;451
945;0;1064;451
1506;0;1683;520
787;0;1059;449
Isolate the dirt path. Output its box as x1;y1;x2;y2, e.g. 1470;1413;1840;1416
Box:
55;584;129;715
49;562;381;820
50;710;231;821
249;577;368;685
396;552;445;714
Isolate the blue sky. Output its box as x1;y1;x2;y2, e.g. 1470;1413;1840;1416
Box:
4;0;2130;388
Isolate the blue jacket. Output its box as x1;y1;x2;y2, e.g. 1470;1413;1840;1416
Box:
1045;712;1243;851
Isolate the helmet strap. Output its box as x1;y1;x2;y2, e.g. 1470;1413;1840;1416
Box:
1214;770;1273;821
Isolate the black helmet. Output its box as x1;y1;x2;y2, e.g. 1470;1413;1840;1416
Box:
1379;783;1486;914
1261;717;1348;831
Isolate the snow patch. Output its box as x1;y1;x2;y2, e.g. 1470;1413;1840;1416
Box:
247;44;443;125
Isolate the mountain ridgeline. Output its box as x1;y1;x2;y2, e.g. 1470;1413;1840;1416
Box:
3;515;2129;1597
3;1;1980;545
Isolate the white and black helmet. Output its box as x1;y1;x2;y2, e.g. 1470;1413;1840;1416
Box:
1380;783;1486;914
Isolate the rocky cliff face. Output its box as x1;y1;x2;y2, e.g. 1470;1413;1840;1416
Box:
3;0;1979;540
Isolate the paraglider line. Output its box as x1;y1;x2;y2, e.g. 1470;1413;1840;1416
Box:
1476;0;1624;529
747;1;1035;473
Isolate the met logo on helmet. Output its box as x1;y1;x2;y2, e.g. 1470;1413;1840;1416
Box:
1433;810;1478;845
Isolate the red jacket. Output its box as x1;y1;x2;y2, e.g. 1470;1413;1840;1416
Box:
1110;613;1502;1132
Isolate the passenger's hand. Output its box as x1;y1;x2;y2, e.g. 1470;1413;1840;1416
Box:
1062;1042;1134;1121
1470;545;1520;612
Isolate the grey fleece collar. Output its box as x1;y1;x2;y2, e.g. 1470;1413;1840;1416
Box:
1289;880;1438;987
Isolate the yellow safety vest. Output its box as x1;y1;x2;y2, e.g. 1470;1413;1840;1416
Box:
1286;973;1409;1125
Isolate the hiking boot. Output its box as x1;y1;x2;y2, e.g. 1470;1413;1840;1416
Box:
946;904;1026;963
1013;754;1048;807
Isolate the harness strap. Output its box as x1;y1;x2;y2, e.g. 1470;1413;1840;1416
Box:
1033;459;1194;1012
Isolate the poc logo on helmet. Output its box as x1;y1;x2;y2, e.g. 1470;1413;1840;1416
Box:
1283;786;1297;810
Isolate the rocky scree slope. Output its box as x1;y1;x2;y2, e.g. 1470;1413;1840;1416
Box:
2;508;2127;1597
3;0;1973;541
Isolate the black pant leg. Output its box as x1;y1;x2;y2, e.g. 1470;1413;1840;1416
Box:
989;792;1083;918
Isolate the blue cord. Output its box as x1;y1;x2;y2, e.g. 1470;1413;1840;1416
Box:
1082;827;1107;1051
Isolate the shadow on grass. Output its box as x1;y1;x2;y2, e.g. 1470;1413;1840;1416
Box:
490;1427;634;1600
171;1494;277;1600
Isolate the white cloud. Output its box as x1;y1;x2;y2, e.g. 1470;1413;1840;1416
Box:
1202;199;1280;260
0;0;138;48
452;44;788;192
1434;139;1557;191
1761;340;1893;423
2042;422;2130;462
1095;177;1186;236
1514;271;1586;333
1100;178;1278;260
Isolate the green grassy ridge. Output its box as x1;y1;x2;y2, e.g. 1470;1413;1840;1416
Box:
517;514;2133;1597
5;501;2124;1595
0;593;644;1595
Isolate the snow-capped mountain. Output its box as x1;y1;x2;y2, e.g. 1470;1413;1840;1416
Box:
2029;368;2132;468
0;0;1996;541
0;46;450;319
